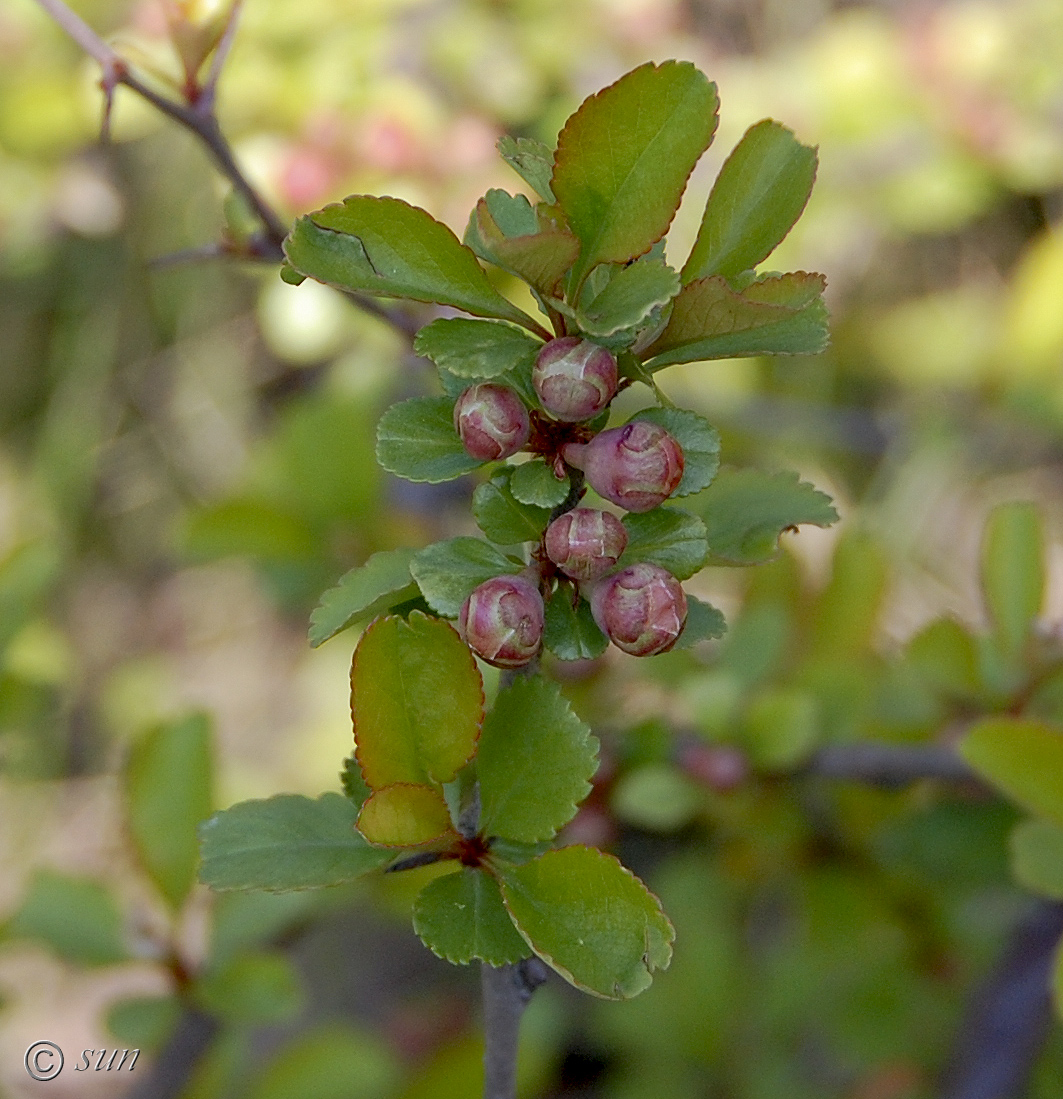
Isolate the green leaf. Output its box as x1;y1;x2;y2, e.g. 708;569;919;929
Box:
960;717;1063;828
198;793;393;891
744;688;820;769
210;891;322;970
552;61;719;285
478;677;599;843
644;273;829;368
630;407;721;497
693;468;837;565
497;136;557;203
620;507;708;580
473;472;552;544
905;618;982;699
499;846;674;999
1010;819;1063;899
464;191;579;296
340;755;371;807
309;548;419;648
2;871;128;965
413;318;541;380
126;713;213;910
284;195;538;329
357;784;456;847
351;612;483;788
510;459;569;508
671;595;727;649
376;397;483;485
413;868;531;965
107;995;181;1052
576;259;681;338
247;1026;400;1099
981;502;1044;659
197;951;303;1025
683;120;818;283
411;538;523;617
544;586;609;661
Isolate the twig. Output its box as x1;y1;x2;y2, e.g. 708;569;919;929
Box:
802;742;981;788
198;0;243;113
122;1007;218;1099
481;959;550;1099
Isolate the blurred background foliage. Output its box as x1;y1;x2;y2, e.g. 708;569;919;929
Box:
2;0;1063;1096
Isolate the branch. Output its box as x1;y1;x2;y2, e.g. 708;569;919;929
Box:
801;742;981;788
121;1007;218;1099
481;959;549;1099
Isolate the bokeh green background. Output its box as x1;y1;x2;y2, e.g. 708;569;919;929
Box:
2;0;1063;1096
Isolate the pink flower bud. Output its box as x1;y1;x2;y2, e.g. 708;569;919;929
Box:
532;337;618;421
545;508;627;581
453;384;530;461
588;563;687;656
564;421;683;513
459;575;544;668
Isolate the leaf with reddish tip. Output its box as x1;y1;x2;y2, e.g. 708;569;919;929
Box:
351;612;484;789
683;120;818;283
552;61;719;286
498;846;674;999
357;784;456;847
284;195;538;329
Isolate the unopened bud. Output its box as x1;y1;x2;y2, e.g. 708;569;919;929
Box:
533;337;618;421
453;384;530;461
563;421;683;512
544;508;627;581
588;562;687;656
459;575;544;668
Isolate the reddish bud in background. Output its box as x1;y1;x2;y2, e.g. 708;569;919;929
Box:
588;562;687;656
453;384;530;461
459;575;544;668
545;508;627;581
563;421;683;512
533;337;618;421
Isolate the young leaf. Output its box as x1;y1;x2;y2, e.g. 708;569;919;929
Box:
478;677;599;843
694;468;838;565
510;459;570;508
283;195;540;330
576;259;681;338
340;754;371;807
411;538;523;617
544;587;609;661
960;717;1063;828
357;784;456;847
553;61;719;285
644;273;829;368
473;472;552;544
413;868;531;965
1010;819;1063;899
352;613;482;788
671;594;727;649
683;120;818;283
309;548;419;648
376;397;483;484
413;318;541;380
198;794;393;891
498;846;674;999
981;502;1044;659
497;135;557;203
630;408;721;496
126;713;213;910
2;871;129;966
620;507;708;580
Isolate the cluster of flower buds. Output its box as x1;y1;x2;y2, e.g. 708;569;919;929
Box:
459;574;544;668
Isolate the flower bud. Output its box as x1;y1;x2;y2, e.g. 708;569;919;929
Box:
564;421;683;513
532;337;618;421
459;575;544;668
453;384;530;461
588;562;687;656
545;508;627;581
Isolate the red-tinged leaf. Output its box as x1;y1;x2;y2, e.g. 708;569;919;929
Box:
552;61;719;286
351;612;484;790
284;195;541;331
357;784;456;848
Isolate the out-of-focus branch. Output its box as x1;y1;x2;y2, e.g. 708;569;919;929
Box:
802;742;982;788
938;899;1063;1099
